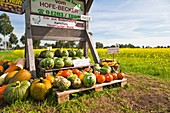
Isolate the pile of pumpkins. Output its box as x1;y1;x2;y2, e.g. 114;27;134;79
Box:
0;58;125;104
37;49;91;69
0;60;55;103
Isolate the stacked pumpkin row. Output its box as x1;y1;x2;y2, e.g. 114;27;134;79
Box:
37;49;91;69
45;64;125;91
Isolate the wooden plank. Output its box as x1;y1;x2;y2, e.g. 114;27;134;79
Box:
54;78;127;97
85;31;100;63
83;41;89;57
31;26;86;40
25;0;36;78
32;36;86;41
86;0;94;12
57;95;69;103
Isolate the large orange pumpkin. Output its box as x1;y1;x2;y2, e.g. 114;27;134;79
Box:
9;69;32;83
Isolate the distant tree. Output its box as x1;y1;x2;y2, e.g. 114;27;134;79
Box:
0;13;14;50
44;43;52;47
20;35;25;45
96;42;103;48
15;44;21;49
6;41;12;49
9;33;18;48
0;37;2;43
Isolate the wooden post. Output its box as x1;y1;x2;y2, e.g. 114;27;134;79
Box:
25;0;36;78
85;31;100;63
84;0;100;63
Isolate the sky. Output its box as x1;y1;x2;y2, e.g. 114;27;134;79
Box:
1;0;170;47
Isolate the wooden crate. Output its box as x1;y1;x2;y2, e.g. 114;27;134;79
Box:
53;78;127;103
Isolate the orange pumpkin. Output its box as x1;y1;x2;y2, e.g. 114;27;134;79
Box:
62;70;73;78
56;70;63;76
117;71;125;80
105;73;113;82
110;73;118;80
78;73;84;81
96;74;105;84
0;65;4;72
9;69;32;83
4;64;20;73
73;69;81;75
46;75;54;84
0;84;8;99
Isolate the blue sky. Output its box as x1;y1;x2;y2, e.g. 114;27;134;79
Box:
1;0;170;47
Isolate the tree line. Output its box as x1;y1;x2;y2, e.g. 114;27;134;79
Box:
0;13;169;49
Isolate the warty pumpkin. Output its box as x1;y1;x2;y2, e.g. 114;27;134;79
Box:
9;69;32;83
4;80;30;103
30;77;52;100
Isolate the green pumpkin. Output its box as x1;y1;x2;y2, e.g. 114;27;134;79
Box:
54;49;62;57
83;73;96;88
40;58;46;68
64;58;73;67
44;58;54;69
76;49;84;57
67;75;82;89
4;80;30;103
54;58;65;68
39;50;54;58
100;66;112;75
62;50;69;57
69;50;76;57
94;63;101;72
30;77;52;100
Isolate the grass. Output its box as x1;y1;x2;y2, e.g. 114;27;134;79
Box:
0;48;170;112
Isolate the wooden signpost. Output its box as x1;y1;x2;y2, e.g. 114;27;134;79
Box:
24;0;100;78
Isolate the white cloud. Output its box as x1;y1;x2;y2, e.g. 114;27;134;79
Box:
1;0;170;47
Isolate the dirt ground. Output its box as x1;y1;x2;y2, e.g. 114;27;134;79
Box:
88;74;170;113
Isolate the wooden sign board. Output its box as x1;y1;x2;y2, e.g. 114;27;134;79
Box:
30;14;85;30
31;0;84;20
73;59;90;67
0;0;25;14
107;47;119;54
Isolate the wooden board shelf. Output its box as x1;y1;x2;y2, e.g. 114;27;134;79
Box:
53;78;127;103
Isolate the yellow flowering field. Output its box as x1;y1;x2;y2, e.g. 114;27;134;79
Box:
0;48;170;80
96;48;170;80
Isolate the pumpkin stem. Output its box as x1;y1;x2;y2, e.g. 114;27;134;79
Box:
120;69;122;73
40;77;44;83
16;81;20;87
